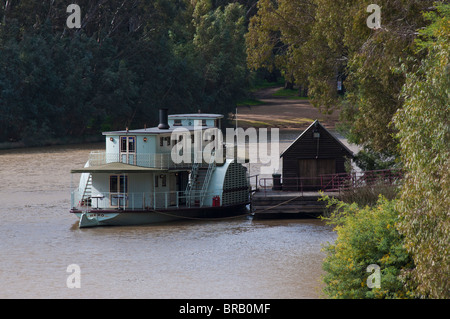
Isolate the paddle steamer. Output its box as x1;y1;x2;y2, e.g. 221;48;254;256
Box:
70;109;250;227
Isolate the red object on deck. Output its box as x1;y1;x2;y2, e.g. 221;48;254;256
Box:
212;196;221;207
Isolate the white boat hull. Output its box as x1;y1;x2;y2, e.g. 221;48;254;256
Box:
73;204;249;228
75;211;182;228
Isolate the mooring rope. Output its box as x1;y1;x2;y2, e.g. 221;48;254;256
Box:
148;207;254;221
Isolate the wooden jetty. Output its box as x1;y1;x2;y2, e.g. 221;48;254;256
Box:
249;168;401;219
247;119;401;220
251;190;339;219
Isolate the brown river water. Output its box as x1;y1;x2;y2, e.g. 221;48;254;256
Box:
0;138;336;299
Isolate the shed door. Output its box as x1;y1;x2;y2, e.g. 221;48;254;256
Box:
298;159;335;187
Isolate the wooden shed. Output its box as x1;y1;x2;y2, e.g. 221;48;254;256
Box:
280;120;353;190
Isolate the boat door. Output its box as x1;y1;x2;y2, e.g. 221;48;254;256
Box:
176;172;189;205
120;136;136;165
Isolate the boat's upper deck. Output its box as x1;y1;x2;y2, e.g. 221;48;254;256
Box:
83;111;227;170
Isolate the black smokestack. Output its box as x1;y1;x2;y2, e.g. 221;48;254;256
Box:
158;108;170;129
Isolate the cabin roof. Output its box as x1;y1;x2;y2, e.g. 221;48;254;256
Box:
168;113;223;119
280;120;354;158
102;126;209;136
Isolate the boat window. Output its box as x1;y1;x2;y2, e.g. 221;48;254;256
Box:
128;137;135;152
110;175;128;193
120;176;128;193
160;137;164;146
120;136;135;153
155;175;158;187
110;176;118;193
121;137;127;152
173;119;182;126
161;175;167;187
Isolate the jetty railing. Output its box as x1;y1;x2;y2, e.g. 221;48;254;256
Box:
247;174;259;192
258;168;402;196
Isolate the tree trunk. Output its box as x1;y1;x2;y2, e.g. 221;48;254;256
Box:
3;0;12;24
284;81;294;90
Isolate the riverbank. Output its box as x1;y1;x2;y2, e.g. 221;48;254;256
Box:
0;135;103;150
235;87;340;130
1;87;339;150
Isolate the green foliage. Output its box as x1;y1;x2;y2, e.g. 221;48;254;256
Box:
338;184;400;208
247;0;449;299
190;1;249;113
246;0;316;88
0;0;250;146
321;195;415;299
335;0;433;154
353;147;399;171
246;0;436;155
393;3;450;299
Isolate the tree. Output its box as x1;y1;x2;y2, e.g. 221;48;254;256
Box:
393;3;450;298
321;196;415;299
190;1;249;113
246;0;316;94
0;0;250;145
246;0;436;155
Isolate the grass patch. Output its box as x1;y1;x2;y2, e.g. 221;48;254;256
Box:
236;119;272;128
339;183;400;207
249;79;285;92
272;88;309;99
236;117;315;128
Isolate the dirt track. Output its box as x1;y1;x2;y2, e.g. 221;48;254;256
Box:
235;87;340;130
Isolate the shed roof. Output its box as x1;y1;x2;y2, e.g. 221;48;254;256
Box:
280;120;354;158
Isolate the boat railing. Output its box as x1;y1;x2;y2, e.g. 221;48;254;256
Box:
71;189;226;211
88;151;195;169
88;150;236;169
